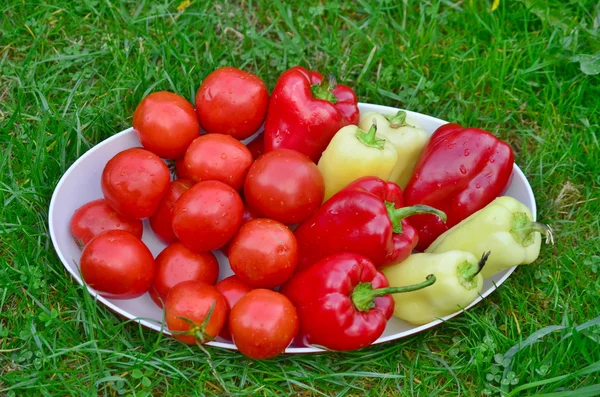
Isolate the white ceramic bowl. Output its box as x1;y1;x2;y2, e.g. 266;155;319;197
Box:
48;103;536;354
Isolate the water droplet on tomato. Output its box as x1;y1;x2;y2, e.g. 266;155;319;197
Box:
490;158;495;163
221;153;227;159
476;184;481;188
464;149;470;156
459;165;467;174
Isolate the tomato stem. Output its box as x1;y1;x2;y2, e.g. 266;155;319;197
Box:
172;301;217;345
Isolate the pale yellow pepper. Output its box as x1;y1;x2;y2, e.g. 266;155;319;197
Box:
426;196;554;279
358;110;430;189
318;123;398;201
381;250;489;325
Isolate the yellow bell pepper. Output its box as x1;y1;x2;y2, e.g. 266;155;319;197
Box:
425;196;554;279
318;123;398;201
358;110;430;189
381;250;489;325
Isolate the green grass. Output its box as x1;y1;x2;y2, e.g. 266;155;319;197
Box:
1;0;600;395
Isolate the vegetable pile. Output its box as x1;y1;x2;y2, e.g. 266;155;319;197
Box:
69;65;554;359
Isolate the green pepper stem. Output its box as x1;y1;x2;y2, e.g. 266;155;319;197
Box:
512;221;554;246
351;274;437;312
311;74;339;104
384;110;409;128
356;121;386;149
385;203;447;234
463;251;491;282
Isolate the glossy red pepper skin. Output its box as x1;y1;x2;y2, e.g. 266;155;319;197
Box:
263;66;360;163
280;253;394;351
404;123;514;251
294;177;432;271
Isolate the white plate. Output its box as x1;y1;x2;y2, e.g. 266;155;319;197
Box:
48;103;536;354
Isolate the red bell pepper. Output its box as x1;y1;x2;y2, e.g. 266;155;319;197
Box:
263;66;360;163
294;176;446;271
404;123;514;251
280;252;436;351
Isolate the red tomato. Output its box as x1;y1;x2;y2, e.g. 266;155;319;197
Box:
172;180;244;252
219;204;258;257
229;289;298;359
80;230;156;299
244;149;325;224
133;91;200;159
101;148;170;219
149;242;219;308
228;219;298;288
195;67;269;140
149;179;194;244
246;132;265;160
70;199;143;249
175;157;192;180
183;134;253;190
164;280;228;345
215;276;253;340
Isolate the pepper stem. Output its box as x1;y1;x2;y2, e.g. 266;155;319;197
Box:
384;110;409;128
356;121;386;150
462;251;491;283
311;74;339;104
385;202;447;234
511;212;554;246
351;274;437;312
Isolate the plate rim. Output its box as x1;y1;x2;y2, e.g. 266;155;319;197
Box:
48;102;537;354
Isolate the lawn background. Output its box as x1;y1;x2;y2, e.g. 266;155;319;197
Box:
1;0;600;396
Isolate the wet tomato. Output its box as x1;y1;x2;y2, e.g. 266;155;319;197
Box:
219;204;258;257
149;242;219;308
215;276;253;340
164;280;228;345
133;91;200;159
172;180;244;252
149;179;194;244
183;134;253;190
246;132;265;160
244;149;325;224
175;157;192;180
70;199;143;249
195;67;269;140
228;219;298;288
229;289;298;359
80;230;156;299
101;148;170;219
